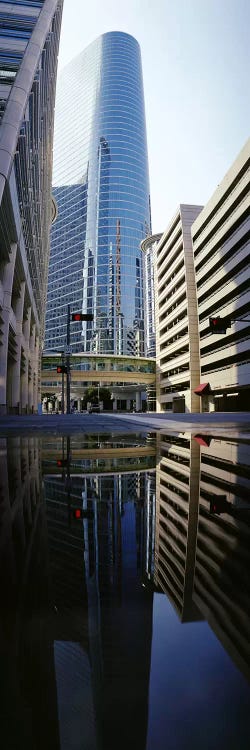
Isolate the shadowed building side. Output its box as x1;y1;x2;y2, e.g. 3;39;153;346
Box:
0;0;64;414
154;431;202;623
193;436;250;682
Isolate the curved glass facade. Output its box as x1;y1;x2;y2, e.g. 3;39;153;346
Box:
45;31;151;355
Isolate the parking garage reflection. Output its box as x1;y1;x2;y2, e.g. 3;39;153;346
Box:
155;430;250;682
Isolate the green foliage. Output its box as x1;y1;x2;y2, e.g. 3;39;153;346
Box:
83;386;112;408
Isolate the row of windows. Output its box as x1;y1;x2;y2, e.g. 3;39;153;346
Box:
198;253;250;307
192;160;250;247
158;308;188;337
160;344;189;366
159;291;186;320
158;258;185;296
160;362;190;378
159;327;188;352
196;230;250;290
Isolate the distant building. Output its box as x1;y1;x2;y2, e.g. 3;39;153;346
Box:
0;0;63;414
41;352;156;413
191;138;250;412
155;205;202;413
45;32;151;357
141;233;162;357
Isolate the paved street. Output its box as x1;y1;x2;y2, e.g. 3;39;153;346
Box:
0;411;250;436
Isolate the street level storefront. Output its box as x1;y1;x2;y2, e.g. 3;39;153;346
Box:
41;353;156;412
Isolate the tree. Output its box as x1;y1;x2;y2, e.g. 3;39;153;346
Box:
83;386;112;409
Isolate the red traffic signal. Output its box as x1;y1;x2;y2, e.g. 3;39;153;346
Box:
72;312;94;321
56;458;67;467
57;365;67;374
72;508;94;520
209;316;229;334
73;508;82;519
210;495;229;515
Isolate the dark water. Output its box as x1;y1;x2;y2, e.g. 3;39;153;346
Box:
0;430;250;749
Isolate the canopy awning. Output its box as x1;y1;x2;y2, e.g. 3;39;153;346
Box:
193;382;210;395
193;434;212;447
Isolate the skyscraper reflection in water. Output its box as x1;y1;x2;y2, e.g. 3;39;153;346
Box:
43;435;155;750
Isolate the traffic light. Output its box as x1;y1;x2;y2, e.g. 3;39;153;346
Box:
209;495;229;515
72;507;94;520
56;458;67;467
209;316;230;334
57;365;67;374
71;312;94;321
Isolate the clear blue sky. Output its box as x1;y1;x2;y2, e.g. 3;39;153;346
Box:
58;0;250;232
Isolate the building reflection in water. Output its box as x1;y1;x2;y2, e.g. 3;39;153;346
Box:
154;432;202;623
154;430;250;682
1;430;250;749
0;433;156;749
0;436;59;749
193;434;250;684
43;433;156;750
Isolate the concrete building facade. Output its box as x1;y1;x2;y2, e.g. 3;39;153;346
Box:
155;205;202;413
140;233;162;358
0;0;63;414
191;139;250;412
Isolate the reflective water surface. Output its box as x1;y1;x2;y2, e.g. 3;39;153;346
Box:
0;430;250;749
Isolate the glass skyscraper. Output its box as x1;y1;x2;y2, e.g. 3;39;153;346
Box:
45;31;151;355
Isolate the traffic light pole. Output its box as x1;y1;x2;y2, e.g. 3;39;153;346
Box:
63;306;93;414
66;303;71;414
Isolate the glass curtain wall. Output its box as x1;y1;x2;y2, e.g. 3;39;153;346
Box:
45;31;151;355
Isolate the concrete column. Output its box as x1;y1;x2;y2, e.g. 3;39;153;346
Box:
113;398;117;411
10;282;25;412
33;333;39;411
20;307;31;413
126;398;131;411
77;398;81;412
28;323;36;411
0;244;17;414
136;390;141;411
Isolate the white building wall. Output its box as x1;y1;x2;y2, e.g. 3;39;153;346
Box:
191;138;250;412
155;205;202;413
